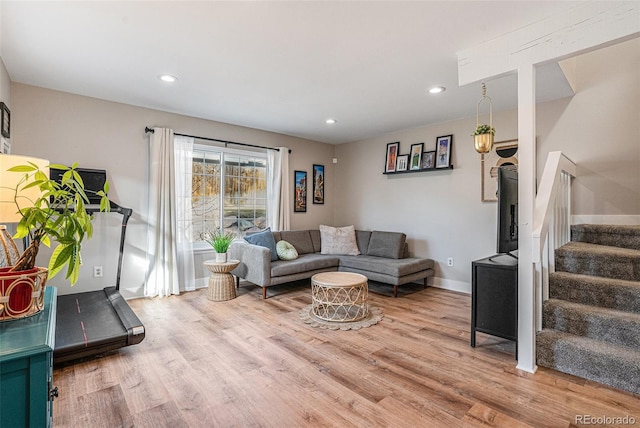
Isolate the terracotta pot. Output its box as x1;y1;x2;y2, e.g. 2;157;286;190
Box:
0;267;48;321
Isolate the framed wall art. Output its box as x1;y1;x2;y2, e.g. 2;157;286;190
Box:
385;142;399;173
410;143;423;170
312;164;324;204
396;154;409;172
435;135;453;168
421;151;435;169
481;139;518;202
1;102;10;139
294;170;307;212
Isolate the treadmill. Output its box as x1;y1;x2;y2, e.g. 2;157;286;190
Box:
53;184;145;364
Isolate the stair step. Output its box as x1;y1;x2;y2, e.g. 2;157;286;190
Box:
537;329;640;394
555;241;640;281
572;224;640;250
549;271;640;314
543;299;640;348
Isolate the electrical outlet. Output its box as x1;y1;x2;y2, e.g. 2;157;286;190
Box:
447;257;454;267
93;266;103;278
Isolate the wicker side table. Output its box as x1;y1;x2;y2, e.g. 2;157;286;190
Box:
203;260;240;301
311;272;369;322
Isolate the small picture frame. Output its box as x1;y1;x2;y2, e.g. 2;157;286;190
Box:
312;164;324;204
1;138;10;154
385;142;399;173
396;154;409;171
435;135;453;168
421;151;435;169
1;102;10;139
409;143;423;170
294;170;307;212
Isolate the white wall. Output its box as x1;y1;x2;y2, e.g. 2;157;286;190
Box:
536;37;640;218
0;58;9;107
335;38;640;294
335;110;519;293
11;84;335;298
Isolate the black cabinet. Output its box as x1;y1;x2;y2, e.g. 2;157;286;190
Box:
471;254;517;354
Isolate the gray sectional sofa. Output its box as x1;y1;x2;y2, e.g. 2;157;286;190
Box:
229;229;435;298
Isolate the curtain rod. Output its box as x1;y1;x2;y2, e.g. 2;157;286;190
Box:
144;127;291;153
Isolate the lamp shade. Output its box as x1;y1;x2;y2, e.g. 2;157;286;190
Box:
0;154;49;223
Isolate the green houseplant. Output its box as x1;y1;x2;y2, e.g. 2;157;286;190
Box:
7;161;110;284
472;124;495;136
200;229;235;262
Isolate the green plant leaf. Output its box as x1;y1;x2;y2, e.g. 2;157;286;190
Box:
47;244;70;279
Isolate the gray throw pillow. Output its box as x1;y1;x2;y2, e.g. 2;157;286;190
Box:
367;231;406;259
245;228;278;262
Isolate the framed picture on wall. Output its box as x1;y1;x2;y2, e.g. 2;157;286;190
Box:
421;151;435;169
1;102;10;139
385;142;399;173
396;154;409;172
410;143;423;170
294;170;307;212
313;164;324;204
435;135;453;168
481;139;518;202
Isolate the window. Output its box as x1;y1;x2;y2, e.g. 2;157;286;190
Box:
191;145;267;243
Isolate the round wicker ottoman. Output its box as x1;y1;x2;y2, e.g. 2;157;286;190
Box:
203;260;240;301
311;272;368;322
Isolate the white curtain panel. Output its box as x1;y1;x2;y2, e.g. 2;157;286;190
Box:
267;147;290;231
145;128;195;297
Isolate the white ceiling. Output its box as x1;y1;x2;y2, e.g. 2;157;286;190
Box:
1;1;580;144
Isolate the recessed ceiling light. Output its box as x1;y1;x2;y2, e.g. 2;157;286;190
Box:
428;86;446;94
325;118;337;124
158;74;178;83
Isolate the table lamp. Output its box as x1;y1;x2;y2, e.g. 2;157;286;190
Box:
0;154;49;267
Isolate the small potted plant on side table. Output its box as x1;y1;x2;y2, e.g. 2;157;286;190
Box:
200;229;235;263
200;229;239;301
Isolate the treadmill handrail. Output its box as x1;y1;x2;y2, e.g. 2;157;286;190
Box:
87;200;133;291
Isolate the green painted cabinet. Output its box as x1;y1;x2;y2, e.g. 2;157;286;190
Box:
0;286;57;428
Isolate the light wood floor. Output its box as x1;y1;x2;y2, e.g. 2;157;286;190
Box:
53;282;640;427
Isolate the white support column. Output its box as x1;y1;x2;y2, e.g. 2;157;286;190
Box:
516;64;537;373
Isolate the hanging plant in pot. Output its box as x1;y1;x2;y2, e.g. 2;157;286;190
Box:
0;159;109;321
473;82;495;154
473;124;495;154
200;229;235;263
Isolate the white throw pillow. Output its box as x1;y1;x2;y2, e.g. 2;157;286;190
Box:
319;225;360;256
276;240;299;260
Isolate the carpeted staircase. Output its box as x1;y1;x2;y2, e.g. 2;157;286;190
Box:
536;224;640;394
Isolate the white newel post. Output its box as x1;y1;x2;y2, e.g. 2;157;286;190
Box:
516;64;537;373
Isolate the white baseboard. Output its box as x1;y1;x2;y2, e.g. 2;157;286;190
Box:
572;215;640;226
430;277;470;294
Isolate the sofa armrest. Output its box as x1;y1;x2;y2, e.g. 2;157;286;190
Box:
229;240;271;287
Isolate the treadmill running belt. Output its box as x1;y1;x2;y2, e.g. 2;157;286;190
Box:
54;287;145;364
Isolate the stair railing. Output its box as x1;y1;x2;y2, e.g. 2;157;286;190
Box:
532;151;576;331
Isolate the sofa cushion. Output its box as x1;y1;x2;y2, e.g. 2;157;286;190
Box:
276;240;298;261
319;225;360;256
338;255;434;277
309;229;322;253
271;254;340;277
245;228;278;261
367;231;406;259
355;230;371;255
279;230;315;255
